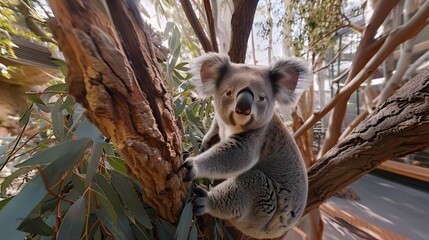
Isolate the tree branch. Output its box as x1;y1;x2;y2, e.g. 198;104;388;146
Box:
313;41;353;73
203;0;218;52
305;67;429;214
180;0;214;52
317;0;401;156
295;0;429;140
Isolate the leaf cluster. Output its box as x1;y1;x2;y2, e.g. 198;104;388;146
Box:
0;81;205;239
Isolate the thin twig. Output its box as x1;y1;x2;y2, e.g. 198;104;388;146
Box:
25;90;66;95
313;41;353;73
0;106;30;172
309;24;351;50
34;166;74;204
332;68;350;84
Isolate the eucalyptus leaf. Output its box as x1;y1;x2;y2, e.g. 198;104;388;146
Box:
175;62;190;71
0;197;12;211
189;131;199;155
94;174;134;238
0;143;9;156
74;118;103;142
189;223;198;240
18;217;54;236
71;174;86;196
164;22;175;37
92;188;117;225
106;156;127;174
174;99;186;119
28;94;51;113
51;98;65;140
95;208;126;239
19;106;32;127
85;142;103;187
131;223;152;240
156;219;175;240
45;83;67;92
175;202;193;240
1;167;32;192
103;144;115;156
109;170;152;229
57;197;86;240
16;138;91;168
60;95;75;111
0;137;90;238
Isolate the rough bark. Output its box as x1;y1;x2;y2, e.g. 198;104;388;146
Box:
305;67;429;213
47;0;187;223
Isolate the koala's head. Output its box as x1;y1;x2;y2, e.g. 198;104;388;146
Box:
191;53;309;131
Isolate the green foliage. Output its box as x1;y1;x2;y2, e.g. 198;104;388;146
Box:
161;21;213;155
0;0;56;78
0;2;227;239
286;0;346;56
0;85;169;239
0;18;214;240
150;0;202;57
0;0;20;58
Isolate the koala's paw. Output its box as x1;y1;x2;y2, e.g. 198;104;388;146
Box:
193;186;209;216
179;157;196;182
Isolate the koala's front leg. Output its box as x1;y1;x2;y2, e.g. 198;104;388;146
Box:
180;129;263;181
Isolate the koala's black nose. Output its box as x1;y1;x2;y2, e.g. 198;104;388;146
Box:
235;89;254;115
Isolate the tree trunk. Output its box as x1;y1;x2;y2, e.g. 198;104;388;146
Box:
228;0;259;63
306;67;429;213
47;0;187;223
46;0;429;236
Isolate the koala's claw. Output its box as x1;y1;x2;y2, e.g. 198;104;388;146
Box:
182;150;190;160
193;186;209;216
194;185;208;197
179;160;195;182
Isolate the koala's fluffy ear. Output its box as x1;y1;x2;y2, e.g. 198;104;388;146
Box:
269;58;310;105
191;53;230;97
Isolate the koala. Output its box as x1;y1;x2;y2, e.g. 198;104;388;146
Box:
180;53;309;239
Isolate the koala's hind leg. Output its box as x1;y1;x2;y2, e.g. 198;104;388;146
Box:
194;170;277;231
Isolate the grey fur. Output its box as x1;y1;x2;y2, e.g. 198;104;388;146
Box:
182;53;309;239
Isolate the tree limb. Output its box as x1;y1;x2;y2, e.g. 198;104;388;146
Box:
305;67;429;214
317;0;400;156
203;0;219;52
180;0;214;52
294;1;429;141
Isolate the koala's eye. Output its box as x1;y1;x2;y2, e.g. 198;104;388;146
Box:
225;90;232;97
259;95;266;101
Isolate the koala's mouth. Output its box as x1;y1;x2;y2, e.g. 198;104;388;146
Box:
229;112;254;128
